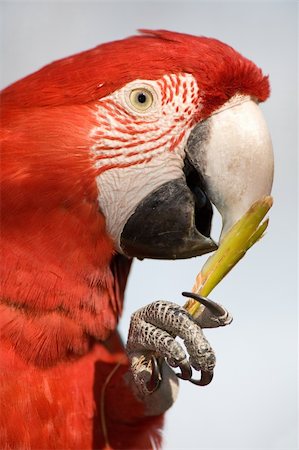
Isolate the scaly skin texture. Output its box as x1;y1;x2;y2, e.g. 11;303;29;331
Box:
127;301;215;380
126;298;232;398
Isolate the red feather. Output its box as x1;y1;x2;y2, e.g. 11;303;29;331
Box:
1;29;269;115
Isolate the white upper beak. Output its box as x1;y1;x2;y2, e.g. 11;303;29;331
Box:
191;95;274;240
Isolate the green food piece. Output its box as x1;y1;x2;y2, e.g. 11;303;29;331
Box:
184;196;273;316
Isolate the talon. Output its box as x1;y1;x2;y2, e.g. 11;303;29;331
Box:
174;359;192;380
145;356;162;393
182;291;226;318
190;370;214;386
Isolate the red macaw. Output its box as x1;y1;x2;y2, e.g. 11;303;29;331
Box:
0;30;273;449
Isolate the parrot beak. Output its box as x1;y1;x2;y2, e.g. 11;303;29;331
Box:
120;175;217;260
120;95;273;260
185;96;274;241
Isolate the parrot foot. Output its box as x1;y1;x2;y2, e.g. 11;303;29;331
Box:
126;294;232;398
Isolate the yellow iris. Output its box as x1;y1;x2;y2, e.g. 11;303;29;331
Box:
129;89;153;111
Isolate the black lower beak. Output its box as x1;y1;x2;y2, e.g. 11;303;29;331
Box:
120;163;216;259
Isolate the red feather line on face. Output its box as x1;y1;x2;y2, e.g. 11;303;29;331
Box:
91;73;198;173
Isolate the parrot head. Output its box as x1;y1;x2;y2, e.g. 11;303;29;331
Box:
2;30;274;262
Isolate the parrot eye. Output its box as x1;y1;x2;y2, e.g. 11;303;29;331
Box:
129;88;154;111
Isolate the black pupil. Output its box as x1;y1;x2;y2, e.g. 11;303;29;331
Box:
137;92;147;104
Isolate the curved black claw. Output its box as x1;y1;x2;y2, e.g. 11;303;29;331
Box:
145;356;162;393
174;359;193;380
182;291;226;318
190;370;214;386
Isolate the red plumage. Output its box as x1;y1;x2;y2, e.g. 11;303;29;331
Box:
0;30;269;449
1;29;269;113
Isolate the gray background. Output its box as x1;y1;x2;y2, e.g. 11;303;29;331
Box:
1;1;297;449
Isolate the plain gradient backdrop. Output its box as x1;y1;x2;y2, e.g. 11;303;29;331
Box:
1;1;298;449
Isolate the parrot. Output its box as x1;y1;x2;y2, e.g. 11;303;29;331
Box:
0;30;274;450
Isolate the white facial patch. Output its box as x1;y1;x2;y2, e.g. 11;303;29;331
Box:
96;152;186;250
89;73;201;250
